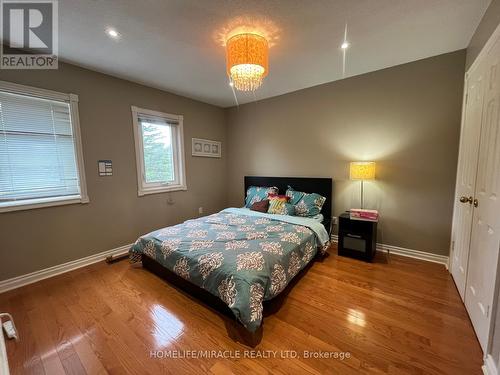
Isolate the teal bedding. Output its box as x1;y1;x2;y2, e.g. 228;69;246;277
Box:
129;207;329;332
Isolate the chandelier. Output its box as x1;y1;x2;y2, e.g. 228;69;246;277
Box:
226;33;269;91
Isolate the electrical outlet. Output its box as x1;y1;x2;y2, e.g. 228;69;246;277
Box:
198;207;204;214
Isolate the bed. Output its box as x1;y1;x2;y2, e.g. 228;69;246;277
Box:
129;176;332;333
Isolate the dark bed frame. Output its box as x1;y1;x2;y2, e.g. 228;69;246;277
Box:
141;176;333;345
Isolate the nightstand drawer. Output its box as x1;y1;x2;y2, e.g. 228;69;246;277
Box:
339;217;375;236
343;235;367;252
338;212;378;262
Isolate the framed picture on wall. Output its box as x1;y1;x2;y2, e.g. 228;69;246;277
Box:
192;138;221;158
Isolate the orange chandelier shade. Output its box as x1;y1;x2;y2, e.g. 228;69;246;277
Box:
226;33;269;91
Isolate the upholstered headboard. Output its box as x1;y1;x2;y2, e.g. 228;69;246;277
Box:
244;176;333;234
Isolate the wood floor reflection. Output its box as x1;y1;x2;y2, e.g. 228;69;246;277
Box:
0;246;483;374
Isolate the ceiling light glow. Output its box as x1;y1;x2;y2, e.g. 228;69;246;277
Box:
341;41;350;49
106;28;120;39
214;16;280;48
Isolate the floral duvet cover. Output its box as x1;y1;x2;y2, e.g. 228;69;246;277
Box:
129;207;329;332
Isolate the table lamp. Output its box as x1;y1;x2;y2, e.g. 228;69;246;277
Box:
350;161;376;209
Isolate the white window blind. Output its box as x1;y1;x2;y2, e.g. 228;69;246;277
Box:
0;90;82;205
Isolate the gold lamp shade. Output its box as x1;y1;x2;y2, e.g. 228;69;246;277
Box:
350;162;376;209
350;162;376;180
226;33;269;91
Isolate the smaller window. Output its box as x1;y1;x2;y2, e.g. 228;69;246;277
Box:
132;106;186;196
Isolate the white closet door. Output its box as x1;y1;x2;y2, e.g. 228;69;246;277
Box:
465;35;500;353
451;61;485;299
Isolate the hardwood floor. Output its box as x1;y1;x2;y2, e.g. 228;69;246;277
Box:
0;246;483;374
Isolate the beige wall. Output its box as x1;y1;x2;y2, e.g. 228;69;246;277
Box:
0;63;226;281
226;50;466;255
466;0;500;70
0;50;467;280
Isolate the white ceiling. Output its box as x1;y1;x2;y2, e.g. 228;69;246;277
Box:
59;0;491;107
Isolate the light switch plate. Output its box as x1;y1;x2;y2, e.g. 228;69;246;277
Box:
98;160;112;176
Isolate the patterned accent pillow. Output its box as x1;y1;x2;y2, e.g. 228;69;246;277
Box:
267;195;293;215
286;186;326;217
285;185;304;205
267;193;288;199
282;203;296;216
245;186;278;208
250;199;269;213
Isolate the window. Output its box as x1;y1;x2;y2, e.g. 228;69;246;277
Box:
0;81;88;212
131;106;186;195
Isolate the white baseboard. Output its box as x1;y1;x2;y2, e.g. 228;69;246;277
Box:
0;236;450;294
330;235;449;267
0;244;132;294
483;355;499;375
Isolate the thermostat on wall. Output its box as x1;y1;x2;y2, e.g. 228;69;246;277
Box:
98;160;112;176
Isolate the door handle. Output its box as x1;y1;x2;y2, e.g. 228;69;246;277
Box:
459;196;473;204
473;198;478;208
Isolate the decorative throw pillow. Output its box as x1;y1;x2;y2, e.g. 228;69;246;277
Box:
245;186;278;207
267;194;292;215
286;186;326;217
250;199;269;213
282;202;296;216
267;193;288;199
285;185;304;205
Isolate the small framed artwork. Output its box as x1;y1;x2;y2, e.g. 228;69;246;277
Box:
192;138;221;158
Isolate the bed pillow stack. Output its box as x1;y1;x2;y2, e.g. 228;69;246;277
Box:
286;186;326;217
245;186;278;207
267;194;295;215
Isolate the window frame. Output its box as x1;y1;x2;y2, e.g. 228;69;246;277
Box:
0;80;89;213
131;106;187;196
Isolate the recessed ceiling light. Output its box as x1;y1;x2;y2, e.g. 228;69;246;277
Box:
229;81;234;87
341;41;350;50
106;28;120;39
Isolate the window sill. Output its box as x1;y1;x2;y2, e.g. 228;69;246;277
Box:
138;184;187;196
0;195;89;213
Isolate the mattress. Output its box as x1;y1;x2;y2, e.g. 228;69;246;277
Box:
129;207;329;332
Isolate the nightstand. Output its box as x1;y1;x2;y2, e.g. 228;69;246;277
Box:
338;212;377;262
